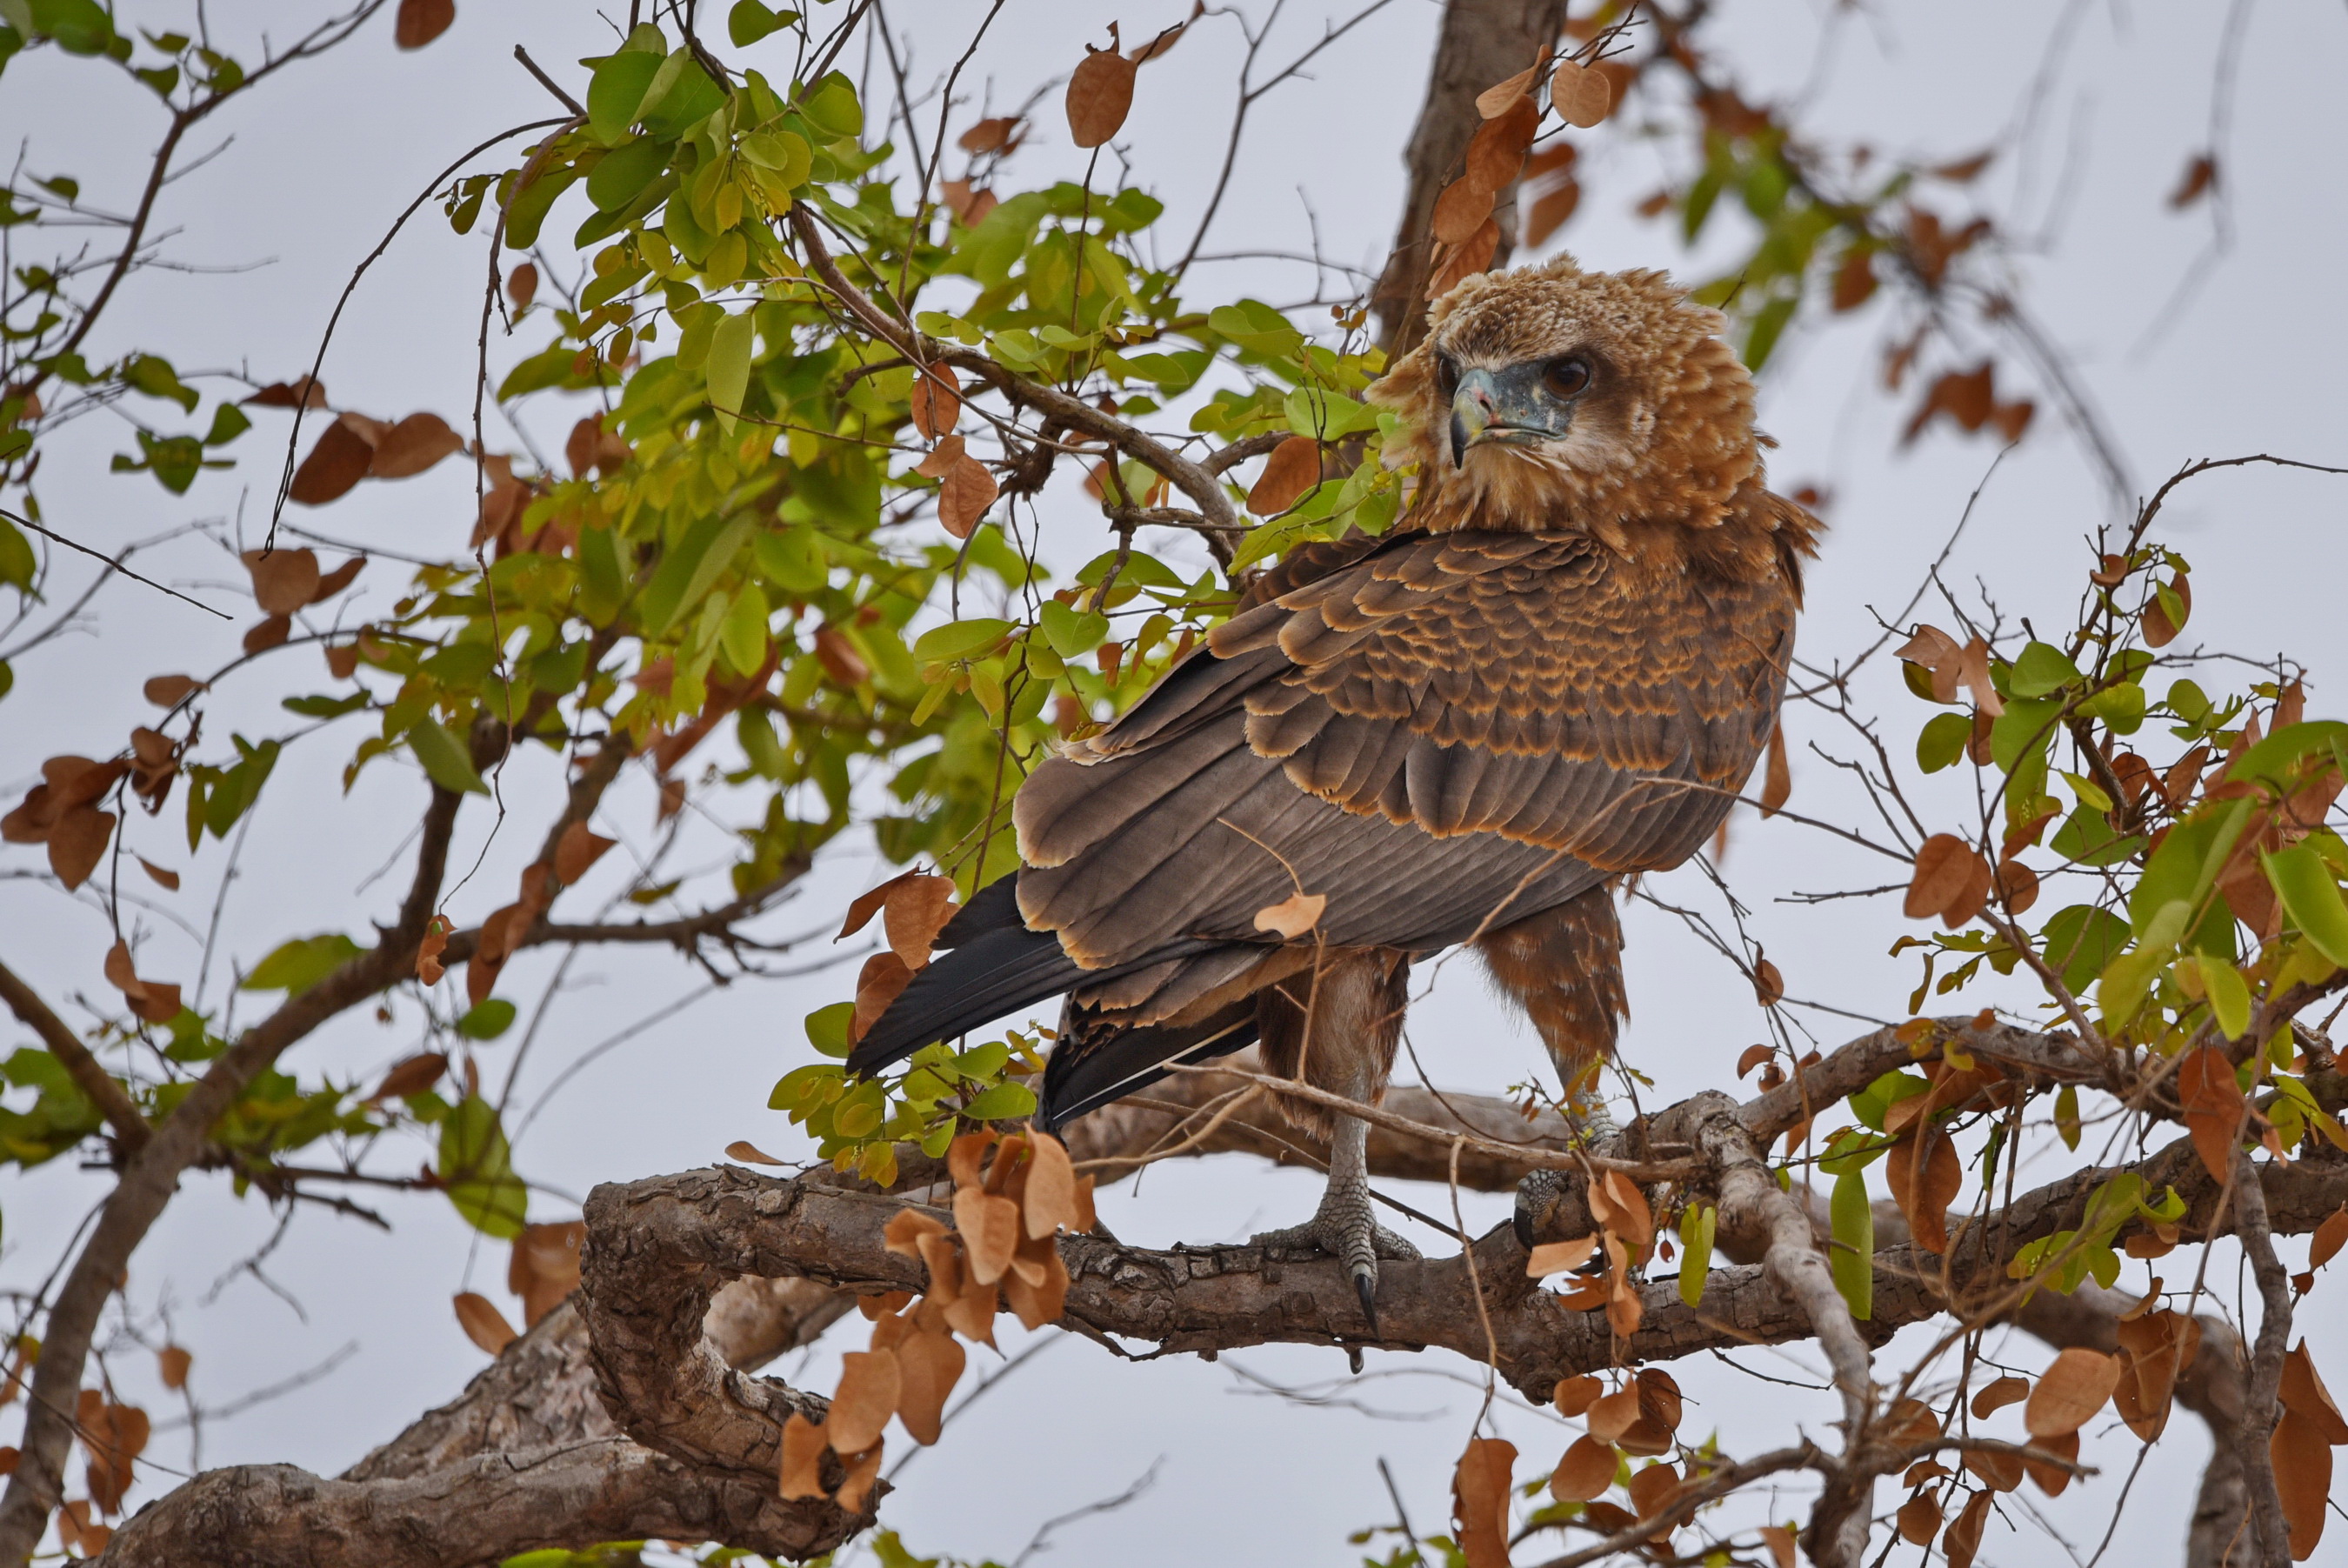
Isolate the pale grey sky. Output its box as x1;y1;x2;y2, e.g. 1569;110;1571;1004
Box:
4;3;2345;1563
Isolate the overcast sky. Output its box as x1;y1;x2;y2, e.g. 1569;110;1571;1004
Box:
4;2;2346;1563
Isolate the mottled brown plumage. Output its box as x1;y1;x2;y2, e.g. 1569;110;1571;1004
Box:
853;255;1819;1316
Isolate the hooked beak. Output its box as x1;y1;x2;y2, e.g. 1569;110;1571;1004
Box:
1447;364;1564;468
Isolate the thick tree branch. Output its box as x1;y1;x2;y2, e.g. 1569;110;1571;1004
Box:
0;959;148;1151
2230;1151;2296;1567
0;783;462;1566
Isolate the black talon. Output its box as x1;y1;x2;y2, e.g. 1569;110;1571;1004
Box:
1354;1267;1380;1334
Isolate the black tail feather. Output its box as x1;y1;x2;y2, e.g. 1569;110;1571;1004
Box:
1037;1001;1262;1132
845;917;1079;1075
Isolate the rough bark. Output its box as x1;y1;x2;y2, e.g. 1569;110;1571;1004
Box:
1371;0;1573;352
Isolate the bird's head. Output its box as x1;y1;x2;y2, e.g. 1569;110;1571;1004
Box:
1371;256;1764;538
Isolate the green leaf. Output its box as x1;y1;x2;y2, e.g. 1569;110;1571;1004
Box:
242;932;364;993
804;1001;855;1059
2040;904;2129;994
719;582;770;673
911;617;1012;664
705;310;754;434
30;0;112;54
1916;711;1971;773
799;71;863;138
639;514;752;633
1037;600;1108;659
727;0;786;45
438;1095;527;1238
2265;844;2348;967
2054;1084;2080;1151
1829;1168;1873;1320
1677;1202;1715;1307
2048;804;2141;868
586;48;664;142
2129;797;2251;937
1281;388;1382;441
203;402;251;446
1206;299;1304;358
961;1080;1037;1120
586;135;670;211
2229;720;2348;790
2199;955;2251;1040
739;129;811;187
408;717;489;795
2097;945;2168;1029
2007;641;2080;698
456;998;518;1040
281;691;370;718
1741;293;1797;372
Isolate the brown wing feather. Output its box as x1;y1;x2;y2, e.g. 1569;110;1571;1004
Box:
1012;520;1798;972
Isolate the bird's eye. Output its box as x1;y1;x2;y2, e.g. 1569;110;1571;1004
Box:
1433;353;1460;399
1542;357;1592;399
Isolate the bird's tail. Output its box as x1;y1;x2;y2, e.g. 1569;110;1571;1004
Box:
1036;1001;1261;1132
845;876;1082;1076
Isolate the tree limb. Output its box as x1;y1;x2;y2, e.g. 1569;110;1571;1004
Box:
0;958;148;1152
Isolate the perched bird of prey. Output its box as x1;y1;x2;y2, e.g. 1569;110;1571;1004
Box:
850;256;1818;1322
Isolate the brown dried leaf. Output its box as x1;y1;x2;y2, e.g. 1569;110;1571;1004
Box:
1002;1231;1070;1329
1451;1435;1517;1568
48;805;114;891
839;870;917;941
2312;1204;2348;1271
2273;1407;2334;1558
370;1052;447;1102
1887;1125;1961;1255
1736;1044;1775;1078
1971;1373;2029;1419
940;1271;997;1345
508;1221;584;1326
2025;1347;2121;1438
1832;247;1878;311
1431;177;1498;246
946;1129;994;1191
1758;724;1790;817
777;1411;829;1499
1464;96;1540;192
1904;833;1978;922
1625;1461;1680;1521
1474;53;1542;118
370;413;464;478
310;556;367;604
2023;1427;2078;1495
2143;574;2191;648
142;674;203;708
1247;436;1322;517
1591;1171;1653;1251
1758;1524;1797;1568
1523;177;1581;247
1549;1433;1616;1501
1896;1489;1942;1545
506;262;537;312
883;875;957;969
1427;217;1500;300
1022;1131;1077;1238
1944;1490;1991;1568
1550;1374;1601;1417
895;1326;965;1445
2279;1339;2348;1444
245;377;327;410
1993;857;2039;916
2169;153;2217;210
289;417;377;505
953;1187;1020;1285
884;1208;948;1259
243;613;292;656
957;117;1023;154
1551;57;1612;127
1752;957;1784;1009
826;1349;901;1454
724;1141;786;1167
394;0;454;49
1962;1445;2023;1492
1065;43;1137;148
157;1345;190;1391
242;548;321;615
1585;1382;1642;1444
553;820;616;887
1252;889;1326;938
910;363;962;442
453;1291;517;1355
850;951;915;1044
1527;1236;1598;1278
417;917;450;986
2178;1045;2245;1184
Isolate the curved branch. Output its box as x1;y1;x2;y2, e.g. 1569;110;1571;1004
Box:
0;958;148;1151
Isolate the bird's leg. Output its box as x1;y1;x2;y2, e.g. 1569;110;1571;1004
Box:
1249;1111;1422;1328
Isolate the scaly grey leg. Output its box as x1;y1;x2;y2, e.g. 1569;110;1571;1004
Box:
1251;1111;1420;1329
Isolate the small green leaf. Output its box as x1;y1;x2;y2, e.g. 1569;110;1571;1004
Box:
2007;641;2081;698
805;1001;855;1059
1677;1202;1715;1307
705;310;754;434
242;932;365;993
438;1094;527;1238
961;1080;1037;1120
1829;1168;1873;1321
727;0;784;45
2265;844;2348;967
456;998;518;1040
586;48;663;143
408;717;489;795
2054;1084;2080;1151
1916;711;1971;773
1037;600;1108;659
2199;955;2251;1040
911;617;1013;665
203;402;251;446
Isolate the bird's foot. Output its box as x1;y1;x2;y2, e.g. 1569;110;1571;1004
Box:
1251;1204;1420;1332
1565;1098;1619;1144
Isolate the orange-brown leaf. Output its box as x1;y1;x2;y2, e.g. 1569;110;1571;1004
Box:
1065;43;1137;147
883;875;958;970
1022;1130;1077;1238
242;548;321;616
827;1349;901;1454
371;1052;447;1101
894;1326;965;1445
1247;436;1322;517
2169;153;2217;210
2023;1426;2078;1495
1585;1381;1642;1444
1944;1490;1991;1568
952;1186;1021;1285
1759;724;1790;817
1252;889;1326;939
508;1220;584;1326
1548;1433;1616;1501
1526;1235;1598;1278
777;1411;829;1499
369;413;464;478
1431;177;1498;246
2177;1045;2245;1184
243;613;292;656
1464;96;1539;192
851;951;916;1044
2278;1339;2348;1444
937;455;997;540
2272;1405;2333;1558
957;117;1023;154
1896;1489;1942;1545
1451;1435;1517;1568
1002;1231;1070;1329
554;820;617;886
1550;1373;1601;1417
910;363;962;441
48;805;114;891
1551;57;1612;127
157;1345;190;1391
507;262;538;312
1971;1373;2029;1419
1887;1124;1960;1255
289;417;377;505
394;0;454;49
1758;1524;1797;1568
142;674;203;708
2312;1204;2348;1270
1523;177;1581;247
453;1291;517;1355
1752;957;1784;1008
2025;1347;2121;1438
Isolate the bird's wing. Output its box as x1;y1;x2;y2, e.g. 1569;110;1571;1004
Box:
1011;528;1796;970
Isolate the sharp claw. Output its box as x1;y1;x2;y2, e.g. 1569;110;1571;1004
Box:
1512;1206;1538;1251
1353;1266;1379;1334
